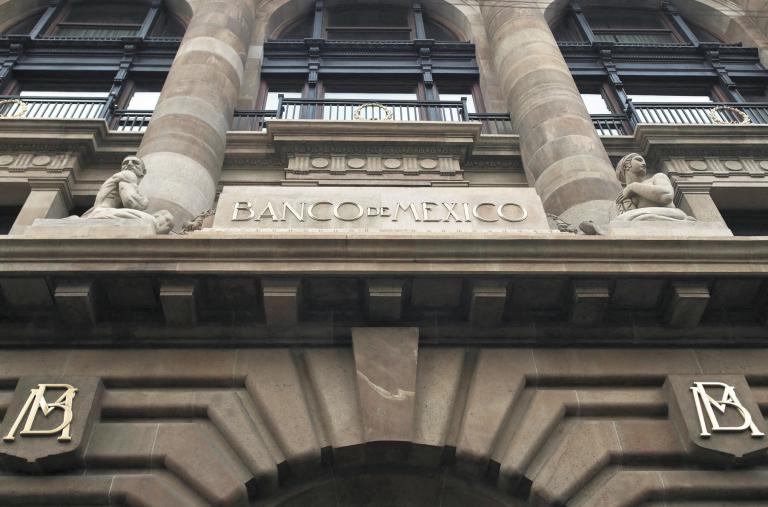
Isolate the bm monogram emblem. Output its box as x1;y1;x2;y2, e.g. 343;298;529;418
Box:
2;384;78;442
690;381;765;438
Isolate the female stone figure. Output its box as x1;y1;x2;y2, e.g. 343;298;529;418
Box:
613;153;693;222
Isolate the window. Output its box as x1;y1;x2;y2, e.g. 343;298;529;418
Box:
257;2;488;130
0;1;184;130
587;9;679;44
555;1;768;134
326;6;411;40
272;3;462;42
50;3;147;38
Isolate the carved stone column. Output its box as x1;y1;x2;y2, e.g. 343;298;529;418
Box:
481;5;620;224
136;0;257;225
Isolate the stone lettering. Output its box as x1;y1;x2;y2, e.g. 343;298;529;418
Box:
473;203;499;222
422;202;440;222
308;201;333;221
334;202;364;221
232;201;254;221
281;202;305;222
498;203;528;222
256;202;278;222
392;203;422;222
442;202;462;222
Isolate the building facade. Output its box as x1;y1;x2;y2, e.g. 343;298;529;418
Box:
2;0;768;505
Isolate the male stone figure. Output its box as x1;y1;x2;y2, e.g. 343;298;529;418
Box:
81;156;174;234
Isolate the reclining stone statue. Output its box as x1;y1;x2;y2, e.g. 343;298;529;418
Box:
580;153;695;235
612;153;695;222
79;156;174;234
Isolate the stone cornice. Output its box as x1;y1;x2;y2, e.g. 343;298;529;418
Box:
0;235;767;275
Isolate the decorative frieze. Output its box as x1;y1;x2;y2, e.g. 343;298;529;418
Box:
662;157;768;178
287;154;461;179
0;152;78;174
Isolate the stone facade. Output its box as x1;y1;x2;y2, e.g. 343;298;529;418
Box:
2;0;768;505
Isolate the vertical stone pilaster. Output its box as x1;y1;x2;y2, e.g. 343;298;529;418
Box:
9;180;72;235
137;0;257;225
481;5;621;224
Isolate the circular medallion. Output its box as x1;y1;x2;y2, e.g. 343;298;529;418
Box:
0;155;14;166
347;158;366;169
383;158;402;169
688;160;708;171
31;155;52;166
724;160;743;171
310;157;329;169
759;161;768;171
419;158;438;170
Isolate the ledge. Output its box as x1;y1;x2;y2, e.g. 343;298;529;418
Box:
0;233;767;275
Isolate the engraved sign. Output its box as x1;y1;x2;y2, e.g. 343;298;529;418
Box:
3;384;77;442
690;381;764;438
214;187;550;233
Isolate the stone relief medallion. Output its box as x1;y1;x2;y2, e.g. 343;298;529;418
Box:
0;377;103;472
347;158;366;169
724;160;743;171
383;158;402;169
419;159;438;170
31;155;52;167
0;155;14;166
688;160;708;171
310;157;330;169
760;161;768;171
665;375;768;465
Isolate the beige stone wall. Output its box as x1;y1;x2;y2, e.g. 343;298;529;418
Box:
1;345;768;505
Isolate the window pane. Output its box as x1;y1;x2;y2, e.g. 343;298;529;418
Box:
265;91;302;111
588;10;665;30
581;93;611;114
54;26;138;38
326;28;411;40
324;92;417;101
439;93;476;113
20;90;109;98
126;91;160;110
327;7;409;28
424;19;459;41
628;94;712;103
64;4;147;24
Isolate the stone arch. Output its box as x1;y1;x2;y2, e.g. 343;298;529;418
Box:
260;0;478;42
254;0;506;114
542;0;767;49
0;0;194;33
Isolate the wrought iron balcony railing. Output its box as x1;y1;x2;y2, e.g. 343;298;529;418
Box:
4;95;768;137
0;95;107;120
630;102;767;126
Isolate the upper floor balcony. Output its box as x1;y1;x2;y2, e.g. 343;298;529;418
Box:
2;94;768;136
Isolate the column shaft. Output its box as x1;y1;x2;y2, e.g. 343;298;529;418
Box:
137;0;257;224
482;6;621;224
